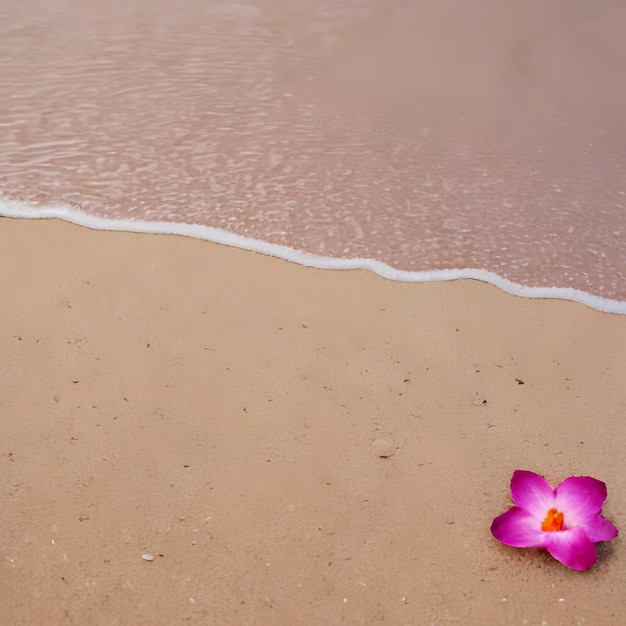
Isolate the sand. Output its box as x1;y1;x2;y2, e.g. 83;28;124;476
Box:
1;217;625;624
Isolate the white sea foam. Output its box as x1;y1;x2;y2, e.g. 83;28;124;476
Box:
1;197;624;315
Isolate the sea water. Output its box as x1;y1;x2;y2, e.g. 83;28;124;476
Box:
1;0;625;313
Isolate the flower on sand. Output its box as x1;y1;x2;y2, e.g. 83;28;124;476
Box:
491;470;618;571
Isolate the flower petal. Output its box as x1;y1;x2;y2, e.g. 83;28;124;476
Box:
510;470;555;518
544;527;598;571
582;515;619;543
555;476;608;525
491;507;546;548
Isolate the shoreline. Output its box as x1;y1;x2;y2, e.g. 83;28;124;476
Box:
1;217;625;624
1;205;624;315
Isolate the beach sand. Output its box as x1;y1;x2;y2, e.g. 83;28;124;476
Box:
1;216;624;624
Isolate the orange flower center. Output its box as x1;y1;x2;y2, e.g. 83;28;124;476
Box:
541;507;564;532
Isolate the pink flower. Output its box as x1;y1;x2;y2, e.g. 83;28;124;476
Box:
491;470;618;571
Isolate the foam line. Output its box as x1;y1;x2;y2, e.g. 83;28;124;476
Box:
1;198;624;315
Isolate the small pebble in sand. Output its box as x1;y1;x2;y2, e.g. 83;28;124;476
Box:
141;554;155;561
472;394;488;406
372;437;395;458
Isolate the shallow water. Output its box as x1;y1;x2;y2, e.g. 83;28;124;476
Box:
1;0;625;311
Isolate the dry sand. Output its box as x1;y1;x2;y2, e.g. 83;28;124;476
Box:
1;217;625;624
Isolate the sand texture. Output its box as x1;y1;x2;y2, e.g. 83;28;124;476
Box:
1;218;625;624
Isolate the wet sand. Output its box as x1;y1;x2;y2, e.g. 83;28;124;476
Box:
1;217;625;624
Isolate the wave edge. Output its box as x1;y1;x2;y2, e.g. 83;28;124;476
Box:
1;199;624;315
